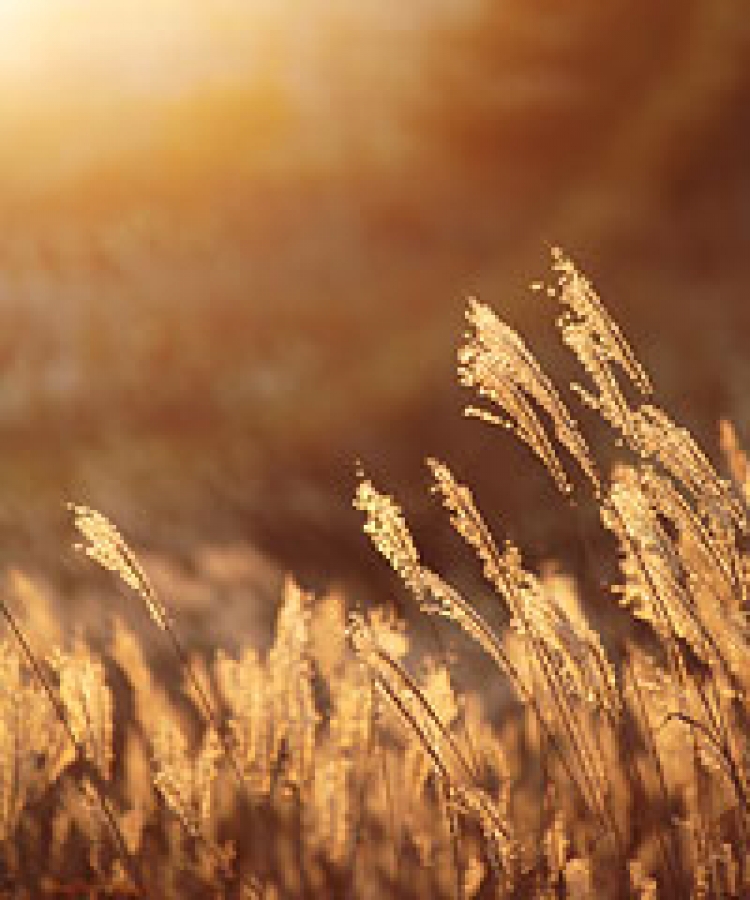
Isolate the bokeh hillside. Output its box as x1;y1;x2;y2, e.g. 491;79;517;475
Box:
1;0;749;604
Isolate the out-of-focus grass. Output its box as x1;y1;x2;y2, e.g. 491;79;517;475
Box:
0;1;749;591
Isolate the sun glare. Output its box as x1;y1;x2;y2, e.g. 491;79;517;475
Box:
0;0;470;192
0;0;33;46
0;2;263;85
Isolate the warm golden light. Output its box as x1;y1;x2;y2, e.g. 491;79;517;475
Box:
0;0;471;195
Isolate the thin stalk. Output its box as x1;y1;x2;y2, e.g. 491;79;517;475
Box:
626;655;683;898
0;599;148;898
443;780;465;900
346;681;376;899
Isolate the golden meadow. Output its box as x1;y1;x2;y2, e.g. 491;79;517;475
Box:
1;251;748;898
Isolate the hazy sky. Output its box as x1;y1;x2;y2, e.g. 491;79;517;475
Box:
0;1;476;94
0;0;479;188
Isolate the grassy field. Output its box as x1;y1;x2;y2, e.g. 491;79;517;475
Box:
2;251;749;897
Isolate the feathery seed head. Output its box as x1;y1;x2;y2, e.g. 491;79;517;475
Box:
459;293;599;495
70;504;169;630
354;478;423;594
551;247;653;397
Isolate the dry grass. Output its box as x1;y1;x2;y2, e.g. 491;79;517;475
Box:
0;250;748;898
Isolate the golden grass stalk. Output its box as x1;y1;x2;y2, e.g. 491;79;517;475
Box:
550;246;653;398
349;612;515;884
459;297;599;495
0;596;148;895
70;505;170;631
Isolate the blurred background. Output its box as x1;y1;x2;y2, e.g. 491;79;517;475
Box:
1;0;749;632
